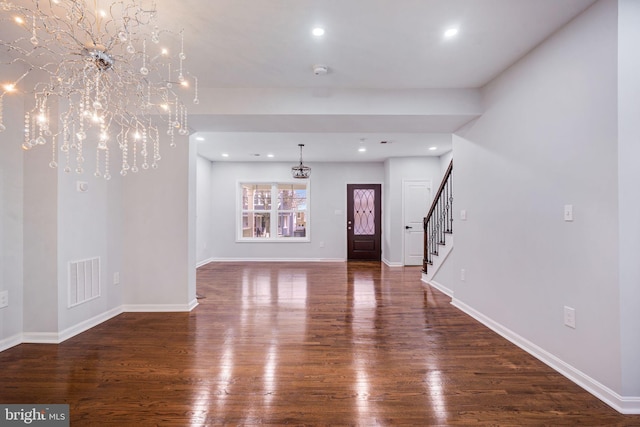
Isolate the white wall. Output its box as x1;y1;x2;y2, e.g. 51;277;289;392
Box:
208;161;384;261
451;0;623;399
383;157;443;265
0;95;24;348
618;0;640;399
196;156;213;266
122;135;196;309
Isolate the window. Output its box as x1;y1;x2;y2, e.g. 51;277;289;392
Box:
239;182;309;241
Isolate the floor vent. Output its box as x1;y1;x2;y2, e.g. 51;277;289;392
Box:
68;257;100;307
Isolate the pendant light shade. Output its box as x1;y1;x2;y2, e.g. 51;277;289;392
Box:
291;144;311;179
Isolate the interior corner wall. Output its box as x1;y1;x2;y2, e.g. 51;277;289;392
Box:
383;157;443;266
196;155;213;265
451;0;622;395
208;161;384;261
617;0;640;398
0;95;24;345
122;134;194;307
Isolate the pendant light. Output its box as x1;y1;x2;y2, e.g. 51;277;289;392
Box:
291;144;311;179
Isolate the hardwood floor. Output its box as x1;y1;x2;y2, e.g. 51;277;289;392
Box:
1;262;639;426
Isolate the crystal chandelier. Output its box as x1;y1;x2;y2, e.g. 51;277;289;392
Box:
0;0;198;179
291;143;311;179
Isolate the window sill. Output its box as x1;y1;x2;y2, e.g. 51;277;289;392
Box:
236;238;310;243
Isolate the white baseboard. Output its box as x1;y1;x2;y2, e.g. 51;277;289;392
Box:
14;301;197;349
452;298;640;415
22;306;124;344
58;306;124;342
196;257;215;268
423;278;453;298
208;257;346;263
122;300;198;312
22;332;61;344
0;333;23;352
382;258;404;267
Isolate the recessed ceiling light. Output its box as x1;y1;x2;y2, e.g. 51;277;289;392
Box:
429;146;438;151
267;154;274;158
195;136;205;141
221;153;229;158
444;28;459;38
312;27;325;37
358;147;367;153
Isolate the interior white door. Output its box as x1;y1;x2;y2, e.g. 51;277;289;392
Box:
403;180;431;266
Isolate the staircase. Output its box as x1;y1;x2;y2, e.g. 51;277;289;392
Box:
422;160;453;283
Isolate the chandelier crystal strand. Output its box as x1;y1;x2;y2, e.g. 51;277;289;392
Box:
193;77;199;104
95;148;102;178
76;128;84;174
104;145;111;181
64;123;73;173
0;0;197;178
132;131;139;173
120;127;129;176
179;104;188;136
141;124;148;170
152;125;160;169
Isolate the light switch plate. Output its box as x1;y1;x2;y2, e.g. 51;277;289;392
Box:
564;306;576;328
564;205;573;221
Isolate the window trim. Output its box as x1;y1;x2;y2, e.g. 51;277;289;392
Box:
237;181;310;243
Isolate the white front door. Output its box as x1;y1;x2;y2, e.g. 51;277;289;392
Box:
403;180;431;266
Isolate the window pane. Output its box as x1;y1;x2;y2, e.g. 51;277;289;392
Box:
243;184;272;210
242;212;271;238
278;212;306;237
278;183;307;211
353;189;375;235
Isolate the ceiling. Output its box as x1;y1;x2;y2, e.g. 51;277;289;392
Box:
166;0;595;90
172;0;596;163
3;0;598;163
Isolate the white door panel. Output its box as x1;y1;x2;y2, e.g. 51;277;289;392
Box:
403;181;431;266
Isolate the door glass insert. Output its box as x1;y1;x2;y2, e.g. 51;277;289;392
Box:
353;189;375;235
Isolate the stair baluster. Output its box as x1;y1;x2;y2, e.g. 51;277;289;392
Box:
423;160;453;273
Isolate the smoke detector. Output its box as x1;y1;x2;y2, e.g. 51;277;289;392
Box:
313;65;329;75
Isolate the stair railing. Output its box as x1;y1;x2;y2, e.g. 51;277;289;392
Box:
423;160;453;273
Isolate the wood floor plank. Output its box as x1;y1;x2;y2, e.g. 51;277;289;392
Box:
1;261;639;425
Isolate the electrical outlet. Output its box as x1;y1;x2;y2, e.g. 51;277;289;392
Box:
113;272;120;285
0;290;8;309
460;269;466;281
319;241;325;248
564;306;576;328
